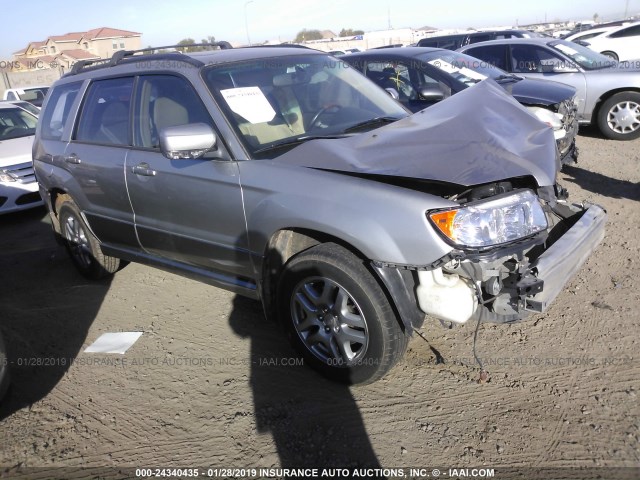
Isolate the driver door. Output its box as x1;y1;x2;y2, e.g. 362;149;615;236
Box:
125;74;252;281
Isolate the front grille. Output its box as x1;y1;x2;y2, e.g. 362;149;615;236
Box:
558;97;578;134
0;196;7;207
15;192;42;205
1;162;36;184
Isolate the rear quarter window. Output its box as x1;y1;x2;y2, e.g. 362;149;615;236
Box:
40;82;82;140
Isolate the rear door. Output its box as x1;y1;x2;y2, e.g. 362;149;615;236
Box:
63;76;138;248
124;74;251;281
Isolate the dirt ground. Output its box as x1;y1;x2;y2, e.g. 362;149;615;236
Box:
0;127;638;480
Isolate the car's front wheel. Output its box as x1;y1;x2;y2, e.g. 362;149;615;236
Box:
277;243;408;385
56;195;122;279
597;92;640;140
600;51;619;61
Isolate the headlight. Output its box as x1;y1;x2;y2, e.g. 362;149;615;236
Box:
527;106;563;131
429;190;548;248
0;172;16;183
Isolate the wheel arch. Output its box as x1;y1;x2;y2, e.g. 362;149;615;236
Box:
259;228;416;334
47;188;71;240
592;87;640;122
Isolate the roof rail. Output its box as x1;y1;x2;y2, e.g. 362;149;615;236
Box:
65;41;233;76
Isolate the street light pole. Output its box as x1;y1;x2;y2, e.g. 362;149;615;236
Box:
245;0;254;46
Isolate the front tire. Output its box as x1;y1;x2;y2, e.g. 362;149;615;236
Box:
56;195;122;279
597;92;640;140
277;243;408;385
600;51;618;61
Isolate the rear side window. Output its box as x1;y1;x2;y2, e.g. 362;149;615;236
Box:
75;77;134;146
609;25;640;38
469;34;494;44
464;44;509;71
40;82;82;140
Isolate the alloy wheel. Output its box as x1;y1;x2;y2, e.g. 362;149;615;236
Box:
290;276;369;366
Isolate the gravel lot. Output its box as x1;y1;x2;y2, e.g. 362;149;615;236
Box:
0;128;638;479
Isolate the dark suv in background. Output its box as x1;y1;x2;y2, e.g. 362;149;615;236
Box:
417;30;545;50
33;44;605;384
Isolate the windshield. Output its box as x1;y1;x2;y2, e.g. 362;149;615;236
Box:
0;107;38;140
417;50;511;86
549;40;616;70
203;54;408;158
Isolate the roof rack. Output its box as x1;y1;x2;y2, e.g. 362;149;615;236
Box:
66;41;233;77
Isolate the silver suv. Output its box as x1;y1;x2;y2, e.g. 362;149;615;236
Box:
33;44;606;384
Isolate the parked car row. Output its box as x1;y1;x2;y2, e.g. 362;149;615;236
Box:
31;43;605;384
459;38;640;140
343;47;579;164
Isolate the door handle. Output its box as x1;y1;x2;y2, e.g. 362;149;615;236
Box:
132;163;157;177
64;154;81;164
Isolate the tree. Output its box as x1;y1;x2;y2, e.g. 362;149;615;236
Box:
294;29;323;43
176;38;197;52
200;36;217;50
338;28;364;37
593;13;600;23
176;36;217;52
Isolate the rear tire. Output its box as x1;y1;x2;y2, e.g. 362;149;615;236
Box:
597;92;640;140
277;243;408;385
55;195;122;279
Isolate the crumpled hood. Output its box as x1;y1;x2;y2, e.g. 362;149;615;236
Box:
274;80;559;188
0;135;34;169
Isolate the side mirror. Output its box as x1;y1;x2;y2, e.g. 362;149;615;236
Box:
418;86;445;102
385;88;400;100
159;123;217;160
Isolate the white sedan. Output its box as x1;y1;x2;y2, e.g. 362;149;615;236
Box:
581;22;640;61
0;104;43;214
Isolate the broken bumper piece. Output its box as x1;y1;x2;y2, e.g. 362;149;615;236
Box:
525;204;606;313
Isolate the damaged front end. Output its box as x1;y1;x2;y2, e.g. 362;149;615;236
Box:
375;180;606;331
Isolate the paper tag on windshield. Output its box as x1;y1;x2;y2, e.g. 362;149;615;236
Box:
221;87;276;124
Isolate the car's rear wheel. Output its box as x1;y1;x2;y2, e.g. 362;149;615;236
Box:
277;243;408;385
56;195;122;279
597;92;640;140
600;51;619;61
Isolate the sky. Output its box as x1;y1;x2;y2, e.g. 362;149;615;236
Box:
2;0;638;58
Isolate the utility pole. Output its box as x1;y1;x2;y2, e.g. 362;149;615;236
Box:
624;0;630;18
245;0;254;46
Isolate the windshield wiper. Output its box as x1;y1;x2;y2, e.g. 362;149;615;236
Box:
342;116;401;134
253;134;347;155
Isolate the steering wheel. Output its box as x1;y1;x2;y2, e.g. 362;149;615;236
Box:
308;105;341;130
